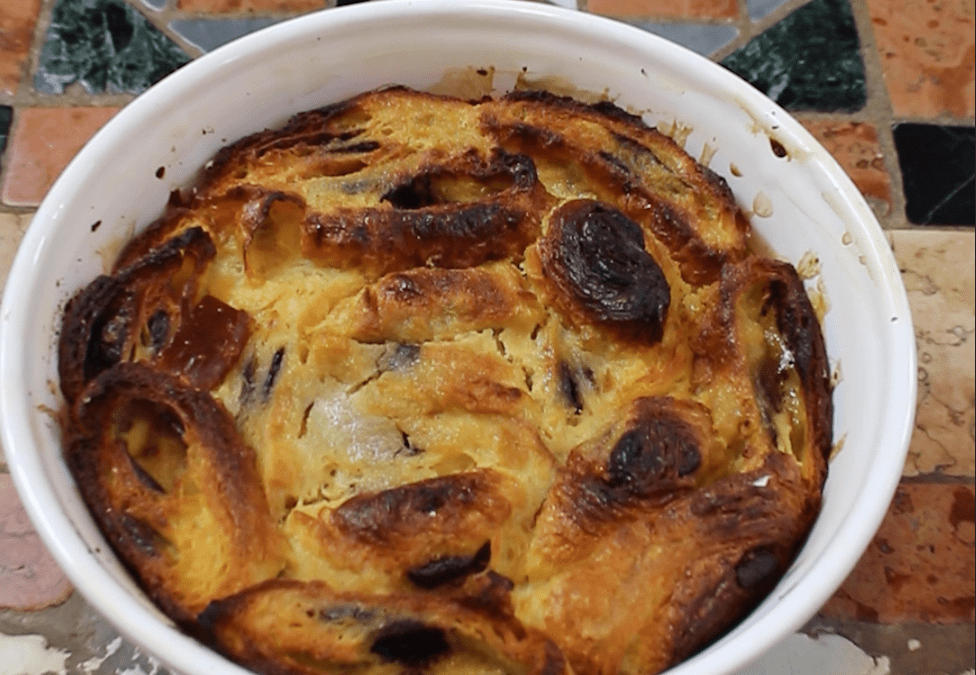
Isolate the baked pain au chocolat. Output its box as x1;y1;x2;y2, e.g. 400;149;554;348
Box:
58;86;833;675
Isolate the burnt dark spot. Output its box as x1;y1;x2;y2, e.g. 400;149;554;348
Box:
370;620;450;667
735;548;781;593
120;513;164;557
379;343;420;372
90;220;102;232
382;175;436;209
607;413;701;496
128;454;165;493
331;140;381;154
543;200;670;342
598;150;634;177
333;474;484;543
407;541;491;589
239;357;256;405
557;360;583;414
86;290;137;381
155;166;165;179
146;309;170;352
262;347;285;400
770;138;788;158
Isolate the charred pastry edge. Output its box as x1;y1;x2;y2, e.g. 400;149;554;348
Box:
58;226;216;405
705;257;833;482
301;148;554;277
194;577;571;675
199;86;473;191
406;541;493;589
538;199;671;344
488;90;750;285
66;361;278;622
548;396;715;536
664;452;820;664
331;470;510;547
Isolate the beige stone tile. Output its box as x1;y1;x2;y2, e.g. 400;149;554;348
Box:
891;229;975;477
0;211;31;292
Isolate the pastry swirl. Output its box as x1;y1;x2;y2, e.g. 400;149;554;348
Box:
59;86;832;675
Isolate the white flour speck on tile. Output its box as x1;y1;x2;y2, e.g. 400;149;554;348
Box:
80;635;123;673
0;633;70;675
733;632;891;675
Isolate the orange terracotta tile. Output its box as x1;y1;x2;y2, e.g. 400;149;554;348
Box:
891;230;975;478
588;0;738;19
865;0;975;118
800;119;892;216
821;483;975;624
176;0;324;12
0;0;44;95
1;107;119;208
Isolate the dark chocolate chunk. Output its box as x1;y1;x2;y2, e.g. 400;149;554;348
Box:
406;541;491;589
370;620;450;667
542;200;670;342
735;548;781;593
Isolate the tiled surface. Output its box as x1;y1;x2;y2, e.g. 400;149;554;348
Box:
0;0;973;673
35;0;190;94
821;483;975;623
0;0;43;96
892;230;975;478
588;0;739;19
1;107;119;206
0;474;73;611
865;0;975;119
801;119;893;217
721;0;867;112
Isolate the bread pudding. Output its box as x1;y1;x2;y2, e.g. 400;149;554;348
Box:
58;86;832;675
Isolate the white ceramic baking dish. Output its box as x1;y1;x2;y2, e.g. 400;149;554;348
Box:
0;1;916;674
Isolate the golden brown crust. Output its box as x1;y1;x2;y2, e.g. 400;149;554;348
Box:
58;85;832;675
65;362;285;620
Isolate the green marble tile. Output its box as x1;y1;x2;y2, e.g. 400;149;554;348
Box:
894;123;975;226
35;0;190;94
721;0;866;112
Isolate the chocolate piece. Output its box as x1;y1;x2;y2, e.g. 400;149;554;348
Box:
540;199;670;342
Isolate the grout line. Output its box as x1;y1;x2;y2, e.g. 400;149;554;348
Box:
846;0;910;232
